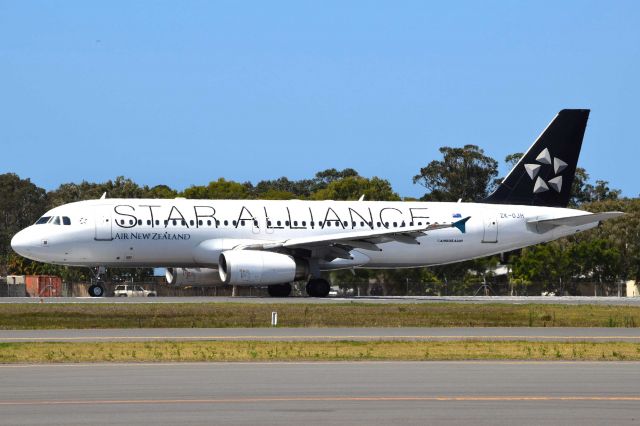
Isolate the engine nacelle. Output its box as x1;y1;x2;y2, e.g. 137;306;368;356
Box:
218;250;308;285
165;267;224;287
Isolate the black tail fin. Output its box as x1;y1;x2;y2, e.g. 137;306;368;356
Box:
483;109;590;207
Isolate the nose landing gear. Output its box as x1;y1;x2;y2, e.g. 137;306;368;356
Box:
88;283;105;297
88;266;106;298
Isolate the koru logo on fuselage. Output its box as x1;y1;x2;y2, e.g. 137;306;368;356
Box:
524;147;567;194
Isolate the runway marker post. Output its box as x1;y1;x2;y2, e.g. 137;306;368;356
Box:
271;312;278;327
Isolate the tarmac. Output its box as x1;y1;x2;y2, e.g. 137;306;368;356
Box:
2;295;640;304
3;327;640;342
1;361;639;425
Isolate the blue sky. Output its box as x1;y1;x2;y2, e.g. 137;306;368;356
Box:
1;1;638;198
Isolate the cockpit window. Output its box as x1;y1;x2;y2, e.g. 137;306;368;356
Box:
62;217;71;225
52;216;61;225
35;216;51;225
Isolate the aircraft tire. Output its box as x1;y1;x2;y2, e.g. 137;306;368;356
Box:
306;278;330;298
88;284;105;298
267;283;292;297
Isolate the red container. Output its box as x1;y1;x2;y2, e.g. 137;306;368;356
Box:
25;276;62;297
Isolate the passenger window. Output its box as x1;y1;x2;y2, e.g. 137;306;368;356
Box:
207;220;211;226
138;220;142;225
190;220;194;226
253;220;258;226
216;220;220;226
146;220;151;225
241;220;245;226
393;222;397;227
173;220;177;226
293;221;298;226
319;221;323;226
35;216;51;225
232;221;237;226
198;220;203;226
302;221;306;226
376;222;381;227
224;220;228;226
62;217;71;225
267;220;272;226
129;220;134;225
277;221;281;226
360;221;364;227
343;221;348;227
155;220;160;225
52;217;61;225
327;222;331;227
181;220;186;226
285;221;289;226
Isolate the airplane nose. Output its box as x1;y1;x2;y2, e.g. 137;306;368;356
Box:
11;229;31;256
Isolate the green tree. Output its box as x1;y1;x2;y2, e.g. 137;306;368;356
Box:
311;176;400;201
182;178;251;199
0;174;47;260
413;145;498;202
511;241;576;294
144;184;178;199
47;176;150;208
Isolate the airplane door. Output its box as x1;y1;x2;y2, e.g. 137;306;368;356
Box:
482;215;498;243
94;207;113;241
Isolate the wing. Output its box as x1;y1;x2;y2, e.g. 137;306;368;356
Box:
236;216;471;260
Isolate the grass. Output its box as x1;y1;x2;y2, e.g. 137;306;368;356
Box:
1;302;640;329
1;340;639;363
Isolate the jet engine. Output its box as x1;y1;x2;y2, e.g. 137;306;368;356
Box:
218;250;308;285
165;267;224;287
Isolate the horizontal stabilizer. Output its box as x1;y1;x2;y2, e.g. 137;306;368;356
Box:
527;211;624;233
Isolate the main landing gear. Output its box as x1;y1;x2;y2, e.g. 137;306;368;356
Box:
267;279;332;298
267;283;292;297
88;266;106;298
306;278;331;298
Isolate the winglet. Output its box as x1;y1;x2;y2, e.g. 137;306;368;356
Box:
100;192;107;200
453;216;471;234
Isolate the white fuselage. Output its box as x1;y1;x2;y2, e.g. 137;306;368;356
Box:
11;198;596;270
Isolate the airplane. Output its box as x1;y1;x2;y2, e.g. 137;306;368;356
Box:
11;109;623;297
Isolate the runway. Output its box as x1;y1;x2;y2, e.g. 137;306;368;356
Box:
3;327;640;342
1;361;639;425
2;295;640;305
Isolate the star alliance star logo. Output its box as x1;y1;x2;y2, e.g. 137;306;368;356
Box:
524;148;567;194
